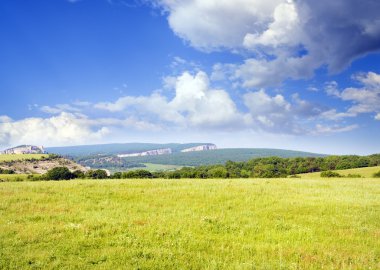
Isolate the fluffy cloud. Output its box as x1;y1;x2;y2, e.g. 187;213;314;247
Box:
153;0;380;87
324;72;380;118
243;90;328;133
0;113;109;147
96;71;245;129
313;124;358;135
93;70;358;134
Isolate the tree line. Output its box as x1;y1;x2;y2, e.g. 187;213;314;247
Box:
38;154;380;180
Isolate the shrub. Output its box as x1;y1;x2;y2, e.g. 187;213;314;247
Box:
85;169;108;179
0;168;15;174
111;172;123;179
346;174;362;178
373;171;380;178
207;167;228;178
321;171;342;178
45;167;75;180
72;170;85;179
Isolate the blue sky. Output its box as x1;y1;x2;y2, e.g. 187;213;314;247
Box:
1;0;380;154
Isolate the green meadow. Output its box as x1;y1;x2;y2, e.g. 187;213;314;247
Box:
298;165;380;179
0;154;48;162
1;178;379;269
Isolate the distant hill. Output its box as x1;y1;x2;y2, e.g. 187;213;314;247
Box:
118;148;326;166
46;143;215;157
1;145;45;154
46;143;325;169
0;154;87;174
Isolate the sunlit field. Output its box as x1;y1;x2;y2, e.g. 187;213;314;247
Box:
299;166;380;179
0;154;48;162
1;178;379;269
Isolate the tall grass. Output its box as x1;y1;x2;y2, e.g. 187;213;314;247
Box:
0;154;49;162
0;178;379;269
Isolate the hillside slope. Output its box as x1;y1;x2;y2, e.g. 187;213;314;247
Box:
121;148;325;166
46;143;214;156
0;155;87;174
299;166;380;179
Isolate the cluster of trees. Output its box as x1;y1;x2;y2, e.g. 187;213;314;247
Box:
320;171;362;178
37;154;380;180
37;167;109;180
0;168;15;174
120;148;321;167
112;154;380;179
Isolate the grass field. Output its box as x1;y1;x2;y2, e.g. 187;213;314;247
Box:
0;174;29;182
1;178;379;269
142;163;184;172
298;165;380;179
0;154;49;162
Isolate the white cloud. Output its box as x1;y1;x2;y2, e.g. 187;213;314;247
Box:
324;81;340;97
0;112;109;147
224;55;318;88
154;0;283;50
339;72;380;116
243;1;301;48
40;104;82;114
153;0;380;87
96;71;245;129
375;113;380;121
313;124;358;135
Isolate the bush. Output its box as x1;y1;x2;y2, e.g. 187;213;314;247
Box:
321;171;342;178
72;170;85;179
207;167;228;178
85;169;108;179
45;167;75;180
373;171;380;178
346;174;362;178
0;168;15;174
111;172;123;179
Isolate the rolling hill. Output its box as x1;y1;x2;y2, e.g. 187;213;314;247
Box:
120;148;325;166
298;165;380;179
45;143;325;170
46;143;214;156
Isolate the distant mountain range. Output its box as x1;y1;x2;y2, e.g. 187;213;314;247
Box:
46;143;217;157
44;143;326;170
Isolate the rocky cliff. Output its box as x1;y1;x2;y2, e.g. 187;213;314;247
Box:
117;148;172;158
181;144;217;153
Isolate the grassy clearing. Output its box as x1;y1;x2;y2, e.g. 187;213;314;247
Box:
0;178;379;269
298;165;380;179
0;174;29;182
142;163;183;172
0;154;49;162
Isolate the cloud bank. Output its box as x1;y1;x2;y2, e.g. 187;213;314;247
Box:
153;0;380;87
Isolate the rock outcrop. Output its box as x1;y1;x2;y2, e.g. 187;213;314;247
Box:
2;145;45;154
117;148;172;158
181;144;217;153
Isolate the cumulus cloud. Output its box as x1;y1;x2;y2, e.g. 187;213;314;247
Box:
153;0;380;87
93;70;358;134
324;72;380;118
313;124;358;135
96;71;245;129
0;112;109;147
243;90;328;133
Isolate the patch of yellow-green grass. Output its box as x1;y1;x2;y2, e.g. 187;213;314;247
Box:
0;174;29;182
0;154;49;162
0;178;379;269
142;163;183;172
298;165;380;179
